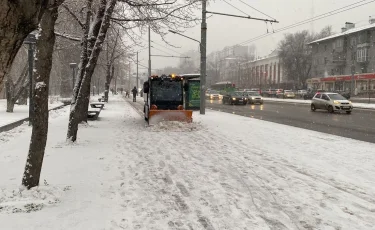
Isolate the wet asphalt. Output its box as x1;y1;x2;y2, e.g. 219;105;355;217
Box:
206;99;375;144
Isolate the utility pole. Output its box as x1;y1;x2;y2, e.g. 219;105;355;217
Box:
200;0;207;115
128;63;131;91
148;25;151;78
351;60;355;96
136;52;139;91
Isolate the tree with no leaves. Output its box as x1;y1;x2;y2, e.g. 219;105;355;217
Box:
5;63;29;112
278;26;334;88
21;1;64;189
0;0;60;88
66;0;200;142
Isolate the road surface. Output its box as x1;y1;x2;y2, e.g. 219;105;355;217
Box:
207;99;375;143
128;97;375;143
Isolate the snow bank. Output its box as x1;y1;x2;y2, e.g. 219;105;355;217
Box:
148;120;204;132
0;121;29;143
0;185;69;214
0;98;64;127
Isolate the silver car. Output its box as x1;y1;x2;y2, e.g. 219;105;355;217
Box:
245;91;263;104
311;92;353;114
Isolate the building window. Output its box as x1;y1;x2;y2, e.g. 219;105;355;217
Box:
350;37;357;46
336;39;343;48
324;44;327;51
324;57;328;65
357;48;368;62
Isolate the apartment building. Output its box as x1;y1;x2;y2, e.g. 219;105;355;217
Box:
308;18;375;92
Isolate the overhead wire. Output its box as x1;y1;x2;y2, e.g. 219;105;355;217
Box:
220;0;375;53
223;0;250;17
151;46;176;56
238;0;276;20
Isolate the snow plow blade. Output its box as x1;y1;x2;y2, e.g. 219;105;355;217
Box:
148;110;193;124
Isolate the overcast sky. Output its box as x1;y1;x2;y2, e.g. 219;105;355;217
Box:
133;0;375;75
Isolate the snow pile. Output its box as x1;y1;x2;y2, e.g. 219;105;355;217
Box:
149;120;203;132
49;105;70;119
0;185;70;214
0;98;64;127
0;122;29;143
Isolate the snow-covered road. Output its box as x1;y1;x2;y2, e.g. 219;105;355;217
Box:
0;96;374;230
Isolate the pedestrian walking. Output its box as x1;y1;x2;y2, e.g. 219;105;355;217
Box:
132;86;137;102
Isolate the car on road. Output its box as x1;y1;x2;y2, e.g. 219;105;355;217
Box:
304;89;326;100
297;90;307;98
206;90;221;100
245;91;263;104
283;90;296;99
222;91;248;105
311;92;353;114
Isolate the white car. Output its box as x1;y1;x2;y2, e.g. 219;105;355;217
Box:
207;90;221;100
311;92;353;114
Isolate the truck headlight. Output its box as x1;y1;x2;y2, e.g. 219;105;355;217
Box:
232;97;236;100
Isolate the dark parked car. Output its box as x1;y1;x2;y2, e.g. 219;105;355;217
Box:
222;91;248;105
304;89;326;100
334;91;351;99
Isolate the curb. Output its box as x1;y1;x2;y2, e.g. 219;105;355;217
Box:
126;99;144;117
0;104;67;133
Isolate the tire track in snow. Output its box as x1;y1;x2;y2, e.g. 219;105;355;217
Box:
178;130;296;230
112;105;205;229
203;126;375;229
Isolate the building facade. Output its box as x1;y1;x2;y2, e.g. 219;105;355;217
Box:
206;45;251;86
308;18;375;93
235;50;284;89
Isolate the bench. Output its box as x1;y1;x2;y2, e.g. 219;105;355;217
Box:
90;102;105;109
98;96;107;102
87;107;101;120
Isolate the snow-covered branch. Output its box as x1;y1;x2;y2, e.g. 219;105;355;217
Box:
55;32;81;41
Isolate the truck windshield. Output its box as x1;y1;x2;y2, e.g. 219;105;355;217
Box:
151;80;182;102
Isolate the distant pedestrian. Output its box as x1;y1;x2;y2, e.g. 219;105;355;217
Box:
132;86;137;102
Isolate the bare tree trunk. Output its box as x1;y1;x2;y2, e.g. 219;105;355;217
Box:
0;1;47;88
71;0;93;107
22;6;59;190
67;0;117;142
5;63;30;112
104;64;111;102
79;0;107;123
5;78;15;112
18;89;28;105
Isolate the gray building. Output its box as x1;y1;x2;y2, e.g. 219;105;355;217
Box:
308;18;375;92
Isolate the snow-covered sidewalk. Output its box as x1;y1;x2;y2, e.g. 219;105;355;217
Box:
263;97;375;109
1;96;374;230
0;98;64;127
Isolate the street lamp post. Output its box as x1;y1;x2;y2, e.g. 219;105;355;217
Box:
69;63;77;90
24;33;37;126
168;29;206;114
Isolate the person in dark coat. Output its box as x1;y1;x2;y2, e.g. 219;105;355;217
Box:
132;86;137;102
